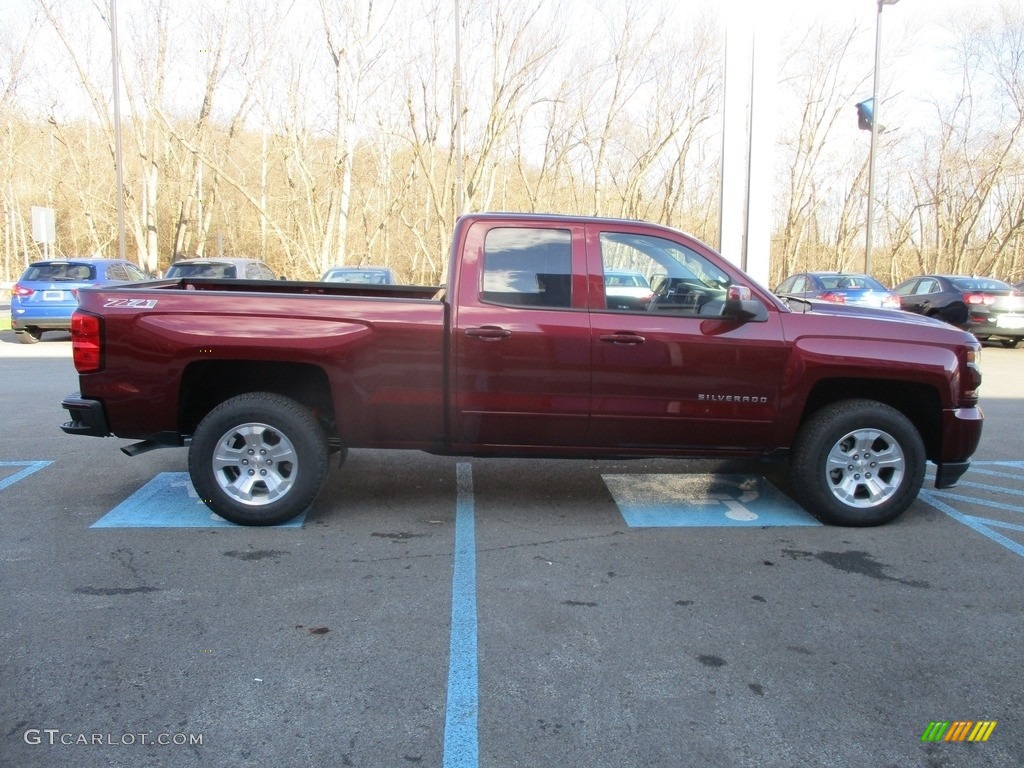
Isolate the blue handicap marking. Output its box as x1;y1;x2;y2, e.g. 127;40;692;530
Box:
604;473;820;528
0;460;53;491
920;460;1024;559
91;472;306;528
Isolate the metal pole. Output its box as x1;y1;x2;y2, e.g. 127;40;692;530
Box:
865;0;899;275
110;0;127;261
864;2;884;275
454;0;464;219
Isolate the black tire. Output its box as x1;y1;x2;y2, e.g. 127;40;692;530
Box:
15;328;42;344
790;399;925;526
188;392;329;526
1000;338;1021;349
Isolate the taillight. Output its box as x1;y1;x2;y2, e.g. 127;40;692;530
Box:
12;283;34;297
71;311;102;373
882;295;901;309
964;293;995;306
819;291;846;303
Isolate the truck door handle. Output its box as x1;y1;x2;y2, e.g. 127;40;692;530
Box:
465;326;512;340
599;332;646;345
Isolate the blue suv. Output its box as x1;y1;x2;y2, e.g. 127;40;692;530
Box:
10;258;149;344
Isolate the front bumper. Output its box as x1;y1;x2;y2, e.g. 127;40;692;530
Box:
61;394;111;437
933;406;984;489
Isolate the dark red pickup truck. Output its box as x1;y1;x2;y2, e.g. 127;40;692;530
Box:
61;213;983;527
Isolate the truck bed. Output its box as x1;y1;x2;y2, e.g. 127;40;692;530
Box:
139;277;442;302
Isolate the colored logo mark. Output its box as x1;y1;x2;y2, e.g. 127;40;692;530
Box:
921;721;997;742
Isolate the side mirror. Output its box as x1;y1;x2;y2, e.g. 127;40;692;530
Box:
722;285;768;322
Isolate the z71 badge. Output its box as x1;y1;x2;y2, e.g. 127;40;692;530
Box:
103;298;158;309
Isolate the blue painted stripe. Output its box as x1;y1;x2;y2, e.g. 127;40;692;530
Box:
0;460;53;491
949;479;1024;499
443;462;479;768
926;489;1024;517
973;460;1024;468
919;490;1024;559
963;516;1024;533
958;467;1024;481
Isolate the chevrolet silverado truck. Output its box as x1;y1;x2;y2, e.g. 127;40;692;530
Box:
61;213;983;527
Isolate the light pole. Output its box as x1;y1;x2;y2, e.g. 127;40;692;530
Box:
110;0;126;262
865;0;899;275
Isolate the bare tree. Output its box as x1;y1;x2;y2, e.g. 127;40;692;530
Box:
317;0;396;274
775;21;872;281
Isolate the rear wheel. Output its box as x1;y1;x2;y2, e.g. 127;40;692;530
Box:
790;399;925;526
1000;338;1021;349
188;392;329;526
15;327;42;344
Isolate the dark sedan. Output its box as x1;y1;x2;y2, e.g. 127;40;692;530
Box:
774;271;901;309
893;274;1024;348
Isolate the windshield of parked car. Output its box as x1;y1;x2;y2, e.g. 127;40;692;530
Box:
165;262;238;278
22;263;96;281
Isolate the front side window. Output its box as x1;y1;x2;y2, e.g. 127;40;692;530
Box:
599;232;731;316
481;227;572;308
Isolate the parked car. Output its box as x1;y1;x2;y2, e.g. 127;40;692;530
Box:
774;271;901;309
164;258;279;280
321;266;396;284
10;258;148;344
892;275;1024;348
603;269;654;310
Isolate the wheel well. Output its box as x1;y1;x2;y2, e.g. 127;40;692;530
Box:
179;360;336;439
801;378;942;461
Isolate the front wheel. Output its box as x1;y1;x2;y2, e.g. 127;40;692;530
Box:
189;392;329;526
790;399;925;526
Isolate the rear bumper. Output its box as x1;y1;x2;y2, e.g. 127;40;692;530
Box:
61;394;111;437
933;406;984;488
12;304;76;329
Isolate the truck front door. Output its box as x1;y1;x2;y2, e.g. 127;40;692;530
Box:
585;224;788;453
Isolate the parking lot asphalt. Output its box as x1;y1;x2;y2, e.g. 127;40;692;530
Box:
1;331;1022;768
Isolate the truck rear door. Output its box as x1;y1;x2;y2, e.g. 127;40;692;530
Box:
450;219;591;450
585;222;788;452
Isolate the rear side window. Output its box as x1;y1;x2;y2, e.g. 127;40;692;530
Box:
481;227;572;308
23;263;95;281
106;263;148;281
